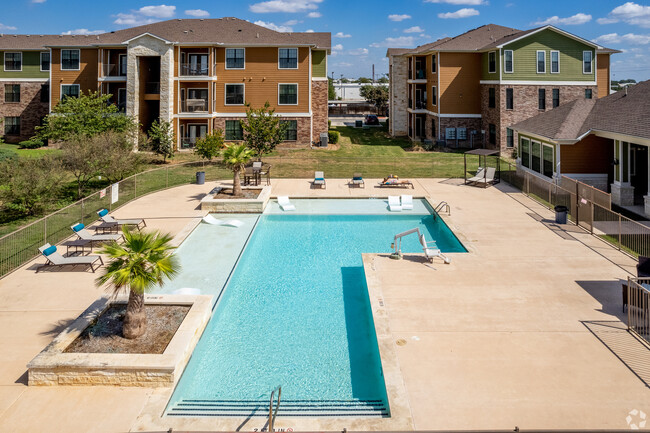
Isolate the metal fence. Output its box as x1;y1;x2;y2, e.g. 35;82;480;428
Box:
626;278;650;345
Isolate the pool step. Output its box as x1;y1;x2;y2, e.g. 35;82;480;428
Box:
167;399;389;417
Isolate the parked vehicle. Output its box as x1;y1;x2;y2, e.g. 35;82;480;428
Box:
365;114;380;125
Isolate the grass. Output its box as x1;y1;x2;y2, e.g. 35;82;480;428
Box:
0;143;60;159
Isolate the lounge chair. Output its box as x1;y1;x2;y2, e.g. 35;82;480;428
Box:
349;173;365;188
388;196;402;212
202;214;244;227
378;177;414;189
401;195;413;210
469;167;496;187
37;243;103;273
97;209;146;231
466;167;485;184
313;171;326;189
418;234;451;264
277;196;296;211
71;223;122;247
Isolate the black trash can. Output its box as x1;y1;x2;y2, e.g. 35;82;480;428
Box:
196;171;205;185
554;205;568;224
355;120;363;128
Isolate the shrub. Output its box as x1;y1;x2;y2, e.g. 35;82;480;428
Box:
328;119;331;128
18;138;44;149
0;148;16;162
148;119;175;163
194;129;225;161
328;130;340;144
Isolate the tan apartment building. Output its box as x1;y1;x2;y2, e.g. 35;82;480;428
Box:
0;18;330;149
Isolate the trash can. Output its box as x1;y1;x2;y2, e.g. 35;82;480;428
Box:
554;205;568;224
355;120;363;128
196;171;205;185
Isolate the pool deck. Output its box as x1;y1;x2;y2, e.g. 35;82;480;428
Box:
0;178;648;432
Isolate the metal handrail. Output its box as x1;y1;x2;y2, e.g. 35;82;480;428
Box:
435;201;450;215
268;385;282;431
627;277;650;345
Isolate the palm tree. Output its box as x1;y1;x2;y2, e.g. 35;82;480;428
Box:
222;143;254;197
96;227;180;339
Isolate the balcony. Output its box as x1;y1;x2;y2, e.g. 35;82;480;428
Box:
415;99;427;109
180;137;197;149
181;99;209;113
180;63;210;77
414;69;426;80
145;82;160;94
102;64;126;78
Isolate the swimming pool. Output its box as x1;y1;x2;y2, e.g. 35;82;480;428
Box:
165;199;466;417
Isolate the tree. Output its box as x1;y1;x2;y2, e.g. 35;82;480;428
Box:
61;135;106;199
378;76;389;84
357;77;372;84
328;78;337;100
37;91;137;142
222;143;254;197
240;102;288;160
147;119;175;163
360;85;389;114
0;155;66;216
194;129;225;161
96;228;179;339
96;131;141;184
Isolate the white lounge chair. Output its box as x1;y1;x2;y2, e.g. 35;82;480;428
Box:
173;287;202;295
202;215;244;227
313;171;326;189
388;196;402;212
277;196;296;211
419;234;451;264
71;223;122;246
37;243;103;273
401;195;413;210
466;167;485;184
474;167;496;187
97;209;145;230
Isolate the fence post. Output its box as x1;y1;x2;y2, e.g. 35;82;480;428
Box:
81;198;85;225
44;216;47;244
618;214;622;250
134;173;138;198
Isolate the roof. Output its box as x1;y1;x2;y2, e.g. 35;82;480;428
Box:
512;80;650;142
0;18;331;50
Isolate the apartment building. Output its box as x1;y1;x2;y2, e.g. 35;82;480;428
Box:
387;24;618;151
0;18;331;148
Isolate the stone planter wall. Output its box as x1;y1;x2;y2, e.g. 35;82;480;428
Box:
200;184;271;213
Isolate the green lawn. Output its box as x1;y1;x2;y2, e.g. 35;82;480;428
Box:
0;143;60;160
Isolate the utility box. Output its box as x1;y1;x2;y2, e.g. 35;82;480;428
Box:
319;132;328;147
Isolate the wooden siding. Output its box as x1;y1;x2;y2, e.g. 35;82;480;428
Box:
481;50;500;81
50;48;99;103
0;51;49;79
597;53;610;98
311;50;327;78
439;52;481;114
426;52;439;113
561;134;613;174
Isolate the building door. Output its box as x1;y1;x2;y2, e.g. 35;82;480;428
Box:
189;54;208;75
415;116;424;138
631;144;648;204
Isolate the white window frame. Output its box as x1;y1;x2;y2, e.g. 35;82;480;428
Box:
488;51;496;74
60;84;80;99
278;47;299;70
278;83;298;106
4;83;20;103
583;50;593;74
431;85;437;106
61;49;80;71
224;83;245;105
40;52;50;72
520;137;531;168
550;50;560;74
536;50;546;74
503;50;513;74
225;48;245;70
118;54;127;76
4;52;22;72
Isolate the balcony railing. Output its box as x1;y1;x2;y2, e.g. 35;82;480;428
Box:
181;99;209;113
180;137;198;149
102;64;126;77
415;99;427;109
414;69;426;79
180;63;210;76
145;82;160;94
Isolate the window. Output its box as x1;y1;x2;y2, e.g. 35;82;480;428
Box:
550;51;559;74
583;51;593;74
281;120;298;141
542;145;554;178
488;51;496;74
41;84;49;103
538;88;546;110
279;48;298;69
4;84;20;103
506;88;513;110
225;120;243;140
504;50;513;73
431;86;437;106
531;141;541;173
4;116;20;135
61;84;80;99
225;84;244;105
61;49;80;70
521;138;530;168
119;54;127;76
536;50;546;74
457;127;467;141
506;128;514;148
117;88;126;112
445;128;456;140
40;52;50;71
4;52;22;71
225;48;245;69
431;54;436;73
552;88;560;108
186;54;208;75
278;84;298;105
488;87;495;108
489;123;496;145
584;88;593;99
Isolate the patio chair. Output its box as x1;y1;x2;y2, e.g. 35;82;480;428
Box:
401;195;414;210
97;209;146;231
349;173;365;188
313;171;326;189
37;243;103;273
466;167;485;184
418;234;451;264
388;196;402;212
202;214;244;227
71;223;123;247
637;256;650;277
471;167;496;188
277;196;296;211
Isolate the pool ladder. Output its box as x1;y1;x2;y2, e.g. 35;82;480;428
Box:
434;201;450;216
268;385;282;431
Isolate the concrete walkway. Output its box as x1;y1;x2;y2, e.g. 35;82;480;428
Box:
0;179;648;432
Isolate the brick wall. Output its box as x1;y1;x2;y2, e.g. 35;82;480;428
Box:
213;116;311;148
439;117;483;147
311;79;328;142
0;81;49;143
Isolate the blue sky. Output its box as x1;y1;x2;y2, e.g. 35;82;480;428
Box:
1;0;650;81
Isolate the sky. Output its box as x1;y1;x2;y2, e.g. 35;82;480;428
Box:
1;0;650;81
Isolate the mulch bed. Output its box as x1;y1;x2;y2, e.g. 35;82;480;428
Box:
214;188;262;199
64;304;190;354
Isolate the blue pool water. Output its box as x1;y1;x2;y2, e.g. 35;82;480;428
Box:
166;203;465;417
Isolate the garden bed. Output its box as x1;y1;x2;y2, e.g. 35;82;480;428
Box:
200;183;271;213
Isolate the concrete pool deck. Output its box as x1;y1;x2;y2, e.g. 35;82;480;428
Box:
0;178;648;432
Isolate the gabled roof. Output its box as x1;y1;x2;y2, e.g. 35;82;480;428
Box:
512;80;650;142
0;18;331;50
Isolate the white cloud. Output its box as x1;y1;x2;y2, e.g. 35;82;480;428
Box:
31;0;46;3
597;17;618;25
284;19;299;25
249;0;323;13
598;2;650;28
388;14;411;22
113;13;157;26
370;36;416;47
332;43;343;50
534;13;592;26
334;32;351;38
307;11;321;18
185;9;210;17
61;29;105;35
438;8;479;19
138;5;176;18
349;48;369;55
305;29;315;32
253;20;293;32
424;0;485;4
593;32;650;45
0;23;18;31
404;26;424;33
113;5;176;26
335;62;353;67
